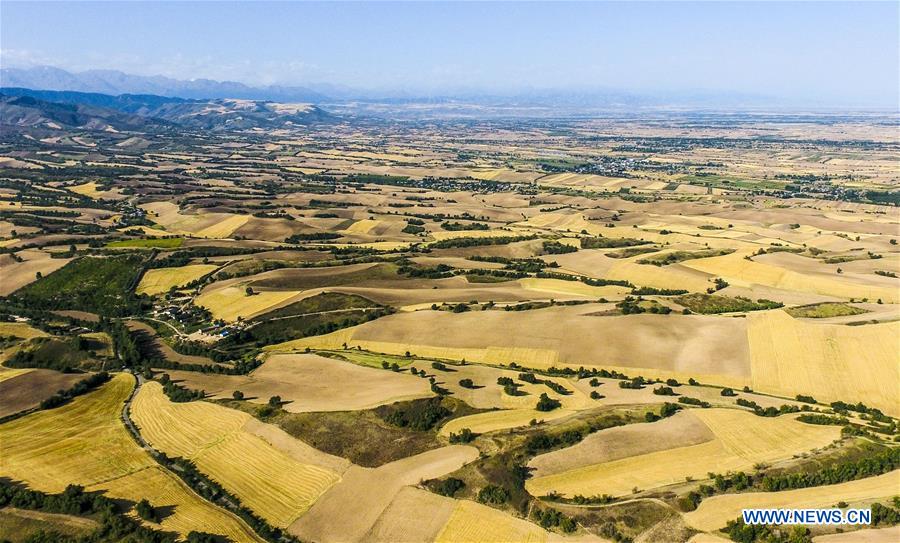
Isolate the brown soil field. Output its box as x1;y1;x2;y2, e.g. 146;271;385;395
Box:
163;353;433;412
0;369;89;418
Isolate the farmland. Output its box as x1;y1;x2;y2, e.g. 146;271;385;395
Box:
1;107;898;542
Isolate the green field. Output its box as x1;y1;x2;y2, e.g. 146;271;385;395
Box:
107;237;185;249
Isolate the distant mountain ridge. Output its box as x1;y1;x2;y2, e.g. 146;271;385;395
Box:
0;65;328;103
0;88;334;132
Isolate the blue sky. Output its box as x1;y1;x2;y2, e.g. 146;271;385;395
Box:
2;1;898;106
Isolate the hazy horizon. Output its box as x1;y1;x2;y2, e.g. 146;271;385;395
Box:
2;1;899;108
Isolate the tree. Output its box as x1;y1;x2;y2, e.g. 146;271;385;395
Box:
35;271;42;280
268;395;281;407
135;498;158;522
535;393;561;412
232;390;244;401
245;286;255;296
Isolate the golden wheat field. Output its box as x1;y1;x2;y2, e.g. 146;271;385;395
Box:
131;382;342;527
194;284;302;321
136;264;218;295
0;374;260;542
747;310;900;416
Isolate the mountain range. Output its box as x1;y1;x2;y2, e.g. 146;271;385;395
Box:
0;88;333;132
0;65;328;103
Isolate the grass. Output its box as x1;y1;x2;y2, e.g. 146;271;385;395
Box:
605;246;659;259
786;302;869;319
255;292;379;319
316;348;417;369
0;508;98;542
674;293;783;314
107;237;184;249
638;249;735;266
225;396;480;468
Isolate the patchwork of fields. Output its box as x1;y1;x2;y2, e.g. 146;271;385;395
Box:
1;112;898;543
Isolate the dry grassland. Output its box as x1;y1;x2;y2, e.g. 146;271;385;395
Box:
132;382;342;527
526;408;840;498
0;322;48;339
0;374;260;542
747;310;900;416
136;264;218;296
684;470;900;531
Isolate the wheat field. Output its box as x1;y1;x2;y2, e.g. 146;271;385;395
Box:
131;382;341;527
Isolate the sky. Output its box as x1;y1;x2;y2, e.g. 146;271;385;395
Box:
2;1;898;107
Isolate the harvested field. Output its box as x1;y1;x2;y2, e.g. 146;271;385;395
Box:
525;408;840;498
269;306;752;387
132;381;342;527
136;264;218;295
141;201;250;239
518;277;631;298
0;374;260;542
527;410;715;478
0;249;72;296
66;181;124;200
682;249;900;303
747;310;900;416
684;470;900;531
0;368;88;417
289;445;477;542
434;499;551;543
163;353;433;412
